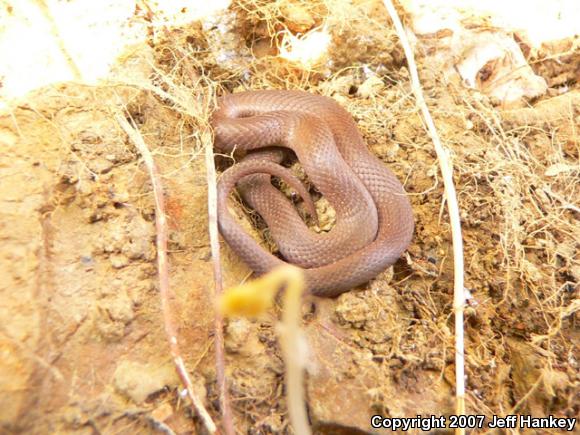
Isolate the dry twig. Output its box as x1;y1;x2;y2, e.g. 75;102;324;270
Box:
219;265;311;435
33;0;82;80
205;138;236;435
116;112;217;434
381;0;467;430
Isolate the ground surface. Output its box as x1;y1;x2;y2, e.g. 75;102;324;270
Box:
0;1;578;434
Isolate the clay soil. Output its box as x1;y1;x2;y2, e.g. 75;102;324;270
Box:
1;1;578;434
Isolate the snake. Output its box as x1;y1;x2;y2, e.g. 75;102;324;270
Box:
212;90;414;297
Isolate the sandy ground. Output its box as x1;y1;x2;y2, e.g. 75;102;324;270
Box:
0;1;578;434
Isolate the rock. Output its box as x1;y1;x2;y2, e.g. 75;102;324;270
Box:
110;253;129;269
252;38;277;58
357;76;385;98
113;360;178;404
122;215;155;260
104;292;135;324
281;4;315;33
225;318;264;356
87;157;114;174
313;197;336;232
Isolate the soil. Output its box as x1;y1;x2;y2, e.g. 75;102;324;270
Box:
0;1;578;434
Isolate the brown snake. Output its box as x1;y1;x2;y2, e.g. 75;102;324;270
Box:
212;90;414;297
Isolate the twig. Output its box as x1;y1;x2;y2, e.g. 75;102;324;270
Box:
205;140;236;435
381;0;466;430
33;0;82;80
116;113;217;434
278;267;311;435
219;265;311;435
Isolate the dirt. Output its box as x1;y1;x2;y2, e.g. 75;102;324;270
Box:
0;1;578;434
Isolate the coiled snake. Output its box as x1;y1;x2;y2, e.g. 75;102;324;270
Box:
212;90;413;297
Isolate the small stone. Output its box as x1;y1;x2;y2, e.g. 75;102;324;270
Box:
80;254;94;267
121;216;155;260
113;360;178;404
357;76;384;98
372;141;399;162
110;253;129;268
281;4;315;33
112;190;130;204
313;197;336;232
225;318;263;356
335;293;372;327
105;293;134;324
87;157;114;174
252;38;276;58
88;211;104;223
78;130;101;144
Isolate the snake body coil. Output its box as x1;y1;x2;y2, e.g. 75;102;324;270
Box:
212;90;414;297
